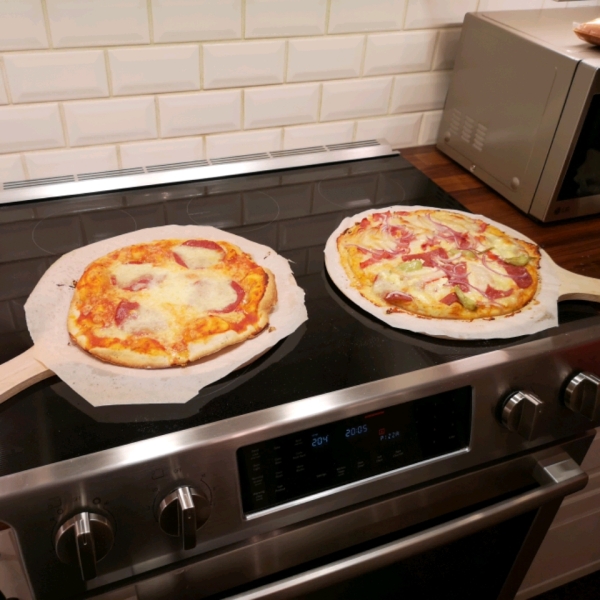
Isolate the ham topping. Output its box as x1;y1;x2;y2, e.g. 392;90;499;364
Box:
440;292;459;305
115;300;140;326
485;285;513;300
384;291;413;305
503;264;533;289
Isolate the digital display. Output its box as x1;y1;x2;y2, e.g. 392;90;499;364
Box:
238;387;471;514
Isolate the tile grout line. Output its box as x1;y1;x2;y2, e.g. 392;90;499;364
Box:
155;95;162;138
58;102;70;148
19;153;30;180
146;0;155;44
40;0;54;49
0;57;13;104
104;49;114;97
241;0;246;40
324;0;332;36
359;34;368;77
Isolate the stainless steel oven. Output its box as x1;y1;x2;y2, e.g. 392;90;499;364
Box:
0;142;598;600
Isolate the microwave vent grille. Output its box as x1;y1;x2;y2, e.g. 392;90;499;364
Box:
449;109;486;153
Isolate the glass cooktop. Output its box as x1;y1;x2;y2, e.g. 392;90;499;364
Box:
1;154;599;477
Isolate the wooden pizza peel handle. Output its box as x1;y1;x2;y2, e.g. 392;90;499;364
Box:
556;264;600;302
0;346;53;405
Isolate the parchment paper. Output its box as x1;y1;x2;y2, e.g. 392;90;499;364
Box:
25;225;308;406
324;206;559;340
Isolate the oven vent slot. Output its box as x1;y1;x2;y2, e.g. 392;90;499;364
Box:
4;175;75;189
146;160;210;172
210;153;271;165
1;138;396;204
77;167;145;181
327;140;380;150
270;146;327;157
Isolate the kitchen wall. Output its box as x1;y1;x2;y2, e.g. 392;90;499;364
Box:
0;0;597;183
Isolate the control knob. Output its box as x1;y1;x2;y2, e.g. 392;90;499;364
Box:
500;391;545;441
156;486;211;550
54;512;114;581
564;372;600;421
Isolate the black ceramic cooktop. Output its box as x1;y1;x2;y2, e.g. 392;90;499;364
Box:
1;154;599;477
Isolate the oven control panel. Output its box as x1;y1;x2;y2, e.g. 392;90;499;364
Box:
237;387;472;514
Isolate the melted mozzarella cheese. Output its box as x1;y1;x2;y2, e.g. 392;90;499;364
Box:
121;305;168;335
174;245;222;269
111;263;166;289
192;277;237;313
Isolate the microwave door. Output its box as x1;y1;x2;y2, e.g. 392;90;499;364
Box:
532;59;600;222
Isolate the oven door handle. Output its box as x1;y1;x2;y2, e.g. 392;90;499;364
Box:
226;454;587;600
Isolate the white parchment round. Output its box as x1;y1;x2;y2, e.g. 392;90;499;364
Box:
25;225;308;406
324;206;559;340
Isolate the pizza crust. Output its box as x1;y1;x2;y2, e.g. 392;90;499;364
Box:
325;206;559;340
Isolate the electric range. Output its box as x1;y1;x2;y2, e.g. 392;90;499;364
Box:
0;142;598;600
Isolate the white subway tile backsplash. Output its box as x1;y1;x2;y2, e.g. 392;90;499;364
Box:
328;0;407;34
283;121;354;149
108;46;200;96
151;0;241;43
0;104;64;153
159;90;241;137
0;155;25;184
288;36;364;82
64;97;157;146
355;113;422;148
321;78;392;121
25;146;118;178
479;0;543;9
0;0;48;51
245;0;326;38
204;41;285;89
245;84;319;129
364;31;437;76
120;137;204;168
4;51;108;103
206;129;282;159
418;110;443;145
432;29;462;71
404;0;477;29
46;0;150;48
391;71;452;114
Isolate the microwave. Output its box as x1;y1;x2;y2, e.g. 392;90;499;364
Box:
437;7;600;222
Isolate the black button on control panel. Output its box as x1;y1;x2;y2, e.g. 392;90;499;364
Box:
238;387;471;514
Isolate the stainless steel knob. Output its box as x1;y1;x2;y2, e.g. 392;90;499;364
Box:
157;486;211;550
501;391;545;441
54;512;114;581
564;372;600;421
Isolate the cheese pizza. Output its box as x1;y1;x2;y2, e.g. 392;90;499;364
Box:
335;209;540;320
67;239;277;368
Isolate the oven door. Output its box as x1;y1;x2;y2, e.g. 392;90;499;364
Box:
84;435;592;600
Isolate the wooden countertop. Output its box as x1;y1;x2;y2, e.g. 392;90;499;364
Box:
401;145;600;280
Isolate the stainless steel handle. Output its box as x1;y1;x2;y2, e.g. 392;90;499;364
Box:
226;455;587;600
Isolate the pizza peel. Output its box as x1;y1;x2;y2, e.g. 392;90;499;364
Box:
0;225;308;407
324;206;600;341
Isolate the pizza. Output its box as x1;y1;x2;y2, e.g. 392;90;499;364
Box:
67;238;277;368
335;209;540;320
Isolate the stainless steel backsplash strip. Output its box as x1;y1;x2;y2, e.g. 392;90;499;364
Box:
0;139;397;205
